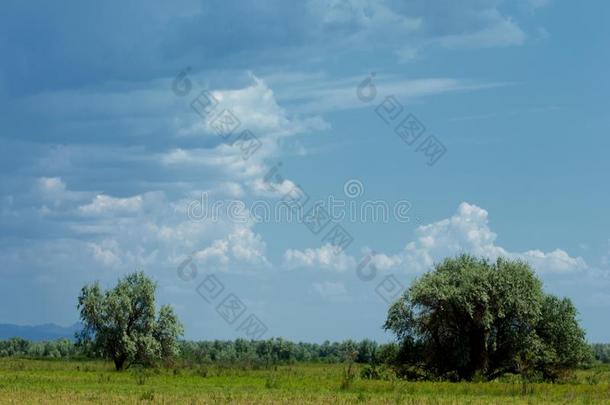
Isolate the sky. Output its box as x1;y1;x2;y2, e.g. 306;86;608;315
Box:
1;0;609;343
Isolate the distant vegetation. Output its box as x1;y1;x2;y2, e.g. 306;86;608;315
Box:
0;338;78;359
591;344;610;364
0;337;393;364
1;338;609;366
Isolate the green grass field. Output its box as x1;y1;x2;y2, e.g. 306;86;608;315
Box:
1;359;609;404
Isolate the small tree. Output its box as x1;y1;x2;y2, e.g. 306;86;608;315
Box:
77;271;183;370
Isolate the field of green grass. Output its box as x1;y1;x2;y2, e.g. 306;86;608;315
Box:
1;359;609;404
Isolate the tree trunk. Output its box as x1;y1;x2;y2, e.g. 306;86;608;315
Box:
114;355;127;371
469;327;488;378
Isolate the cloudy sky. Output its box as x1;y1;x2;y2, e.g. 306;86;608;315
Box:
1;0;609;342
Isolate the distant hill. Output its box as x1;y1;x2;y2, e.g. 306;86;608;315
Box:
0;323;81;341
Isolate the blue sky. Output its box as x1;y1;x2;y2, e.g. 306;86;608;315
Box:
1;0;610;342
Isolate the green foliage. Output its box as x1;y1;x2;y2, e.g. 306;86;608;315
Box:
534;294;593;380
177;338;392;365
360;364;395;381
76;271;184;370
0;337;80;359
384;254;591;381
0;336;399;368
591;343;610;363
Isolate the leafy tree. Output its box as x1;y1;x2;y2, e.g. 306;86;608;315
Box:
384;254;590;380
77;271;183;370
533;294;593;380
356;339;379;364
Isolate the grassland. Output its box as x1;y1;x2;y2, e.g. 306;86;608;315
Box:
0;359;609;404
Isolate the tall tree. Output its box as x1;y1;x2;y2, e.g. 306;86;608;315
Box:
384;254;590;380
77;271;183;370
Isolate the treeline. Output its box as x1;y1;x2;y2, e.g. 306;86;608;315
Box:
591;344;610;363
0;338;80;359
178;339;397;364
0;337;394;364
2;337;610;365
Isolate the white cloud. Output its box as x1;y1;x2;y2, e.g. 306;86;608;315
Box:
249;177;299;198
227;227;269;265
88;240;123;268
179;75;328;140
282;202;587;275
22;177;246;277
192;226;270;271
368;251;403;270
161;75;328;199
193;239;230;266
305;0;531;56
37;177;65;193
79;194;143;215
283;243;356;271
36;176;87;205
266;71;508;115
19;74;327;209
396;202;587;274
520;249;587;274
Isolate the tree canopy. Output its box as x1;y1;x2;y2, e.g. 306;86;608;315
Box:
77;271;183;370
384;254;591;381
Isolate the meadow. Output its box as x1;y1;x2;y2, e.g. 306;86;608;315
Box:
1;358;609;404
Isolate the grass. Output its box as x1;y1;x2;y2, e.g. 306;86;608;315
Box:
1;359;610;404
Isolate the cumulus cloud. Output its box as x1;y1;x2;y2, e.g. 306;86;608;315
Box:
1;72;315;288
178;75;328;139
79;194;143;216
395;202;587;274
36;176;88;205
282;202;588;275
192;227;270;271
520;249;587;274
283;243;356;271
367;251;403;271
37;177;65;193
88;240;123;268
158;75;327;198
3;176;244;279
